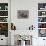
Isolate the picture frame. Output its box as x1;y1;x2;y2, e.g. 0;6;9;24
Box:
17;10;29;19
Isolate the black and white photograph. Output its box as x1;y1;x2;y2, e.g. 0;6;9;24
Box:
17;10;29;19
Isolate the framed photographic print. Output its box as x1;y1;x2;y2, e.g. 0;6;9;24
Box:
17;10;29;19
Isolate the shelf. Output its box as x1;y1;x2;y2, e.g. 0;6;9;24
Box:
0;16;8;17
38;10;46;11
38;16;46;17
38;28;46;29
0;22;8;23
38;22;46;23
0;10;8;11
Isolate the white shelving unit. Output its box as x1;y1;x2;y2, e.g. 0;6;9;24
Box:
0;10;8;11
38;22;46;23
38;16;46;17
38;10;46;11
0;3;9;45
38;28;46;29
0;16;8;17
0;3;8;36
38;3;46;37
0;3;8;22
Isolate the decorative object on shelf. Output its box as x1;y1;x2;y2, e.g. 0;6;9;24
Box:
0;17;8;22
42;11;46;16
38;17;46;22
38;11;46;16
0;23;8;37
0;23;8;30
0;11;8;16
38;23;46;28
43;39;45;40
0;3;8;10
11;23;16;30
42;12;45;15
40;8;45;10
38;29;46;37
38;17;43;22
17;10;29;19
38;3;46;10
29;25;35;30
5;6;8;10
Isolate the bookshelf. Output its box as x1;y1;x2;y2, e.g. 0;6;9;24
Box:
0;3;8;37
38;3;46;37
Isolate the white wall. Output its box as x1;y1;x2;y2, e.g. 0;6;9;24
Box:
11;0;38;30
11;0;46;30
11;0;46;46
